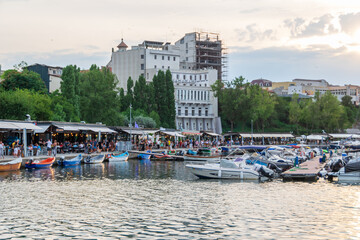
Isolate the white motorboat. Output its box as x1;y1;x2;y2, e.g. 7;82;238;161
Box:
336;157;360;182
186;159;274;180
183;154;221;163
84;154;105;164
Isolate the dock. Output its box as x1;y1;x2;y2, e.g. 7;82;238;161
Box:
282;154;329;181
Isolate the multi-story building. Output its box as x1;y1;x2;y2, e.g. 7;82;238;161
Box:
26;64;63;93
318;85;360;105
172;69;221;133
0;64;4;82
108;39;180;91
175;32;227;81
292;79;329;88
251;78;272;88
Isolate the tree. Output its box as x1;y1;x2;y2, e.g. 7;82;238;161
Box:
79;65;121;125
60;65;80;119
165;70;176;128
153;71;168;127
1;69;47;93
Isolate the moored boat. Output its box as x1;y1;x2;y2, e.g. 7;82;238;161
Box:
0;158;22;171
25;157;55;169
84;154;105;164
138;153;151;160
186;159;274;180
58;154;82;166
183;154;221;162
109;152;129;162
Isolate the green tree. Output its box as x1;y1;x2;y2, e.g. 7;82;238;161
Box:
165;70;176;128
60;65;80;119
1;69;47;93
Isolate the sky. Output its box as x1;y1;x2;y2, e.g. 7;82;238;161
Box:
1;0;360;85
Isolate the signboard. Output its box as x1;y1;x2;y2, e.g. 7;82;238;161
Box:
56;128;64;133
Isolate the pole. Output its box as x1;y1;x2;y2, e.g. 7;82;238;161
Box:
251;119;253;145
130;104;132;149
23;128;27;157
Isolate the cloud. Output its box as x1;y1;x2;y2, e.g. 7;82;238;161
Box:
339;12;360;34
236;24;276;43
228;45;360;85
0;50;110;70
285;14;338;38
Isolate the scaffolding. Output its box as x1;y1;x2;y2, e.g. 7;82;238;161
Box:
194;32;227;81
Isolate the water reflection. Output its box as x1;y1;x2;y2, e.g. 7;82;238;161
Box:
1;161;360;239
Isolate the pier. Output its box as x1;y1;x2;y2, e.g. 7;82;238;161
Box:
282;154;329;181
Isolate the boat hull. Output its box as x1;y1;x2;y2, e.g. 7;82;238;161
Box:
186;164;261;180
109;156;128;162
84;155;105;164
25;157;55;169
138;154;151;160
0;162;21;171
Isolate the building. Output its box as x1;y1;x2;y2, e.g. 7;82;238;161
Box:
292;79;329;88
108;39;180;91
172;68;221;133
26;64;63;93
0;64;4;82
175;32;227;81
318;85;360;105
250;78;272;88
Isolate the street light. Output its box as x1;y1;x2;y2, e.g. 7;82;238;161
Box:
251;119;253;145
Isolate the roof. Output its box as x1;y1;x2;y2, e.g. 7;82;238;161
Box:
239;133;294;138
117;39;128;49
27;63;63;69
293;79;326;83
0;121;42;131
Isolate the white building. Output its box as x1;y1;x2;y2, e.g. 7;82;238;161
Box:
318;85;360;105
172;69;221;133
108;39;180;91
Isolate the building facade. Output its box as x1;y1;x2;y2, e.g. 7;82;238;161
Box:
172;69;221;133
175;32;226;81
318;85;360;105
108;39;180;91
26;64;63;93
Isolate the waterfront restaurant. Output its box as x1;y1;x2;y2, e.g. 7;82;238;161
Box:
223;132;295;145
34;121;117;143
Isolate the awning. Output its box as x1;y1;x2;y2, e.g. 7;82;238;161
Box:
161;131;185;138
79;126;117;134
306;135;326;140
203;132;219;137
34;124;51;133
121;129;158;135
329;134;360;139
182;131;202;135
0;121;42;130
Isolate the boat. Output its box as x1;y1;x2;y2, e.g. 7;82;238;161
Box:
187;149;197;155
183;154;221;162
109;152;129;162
25;157;55;169
152;153;172;159
138;152;152;160
0;158;22;171
186;158;274;180
58;154;82;166
84;154;105;164
335;157;360;182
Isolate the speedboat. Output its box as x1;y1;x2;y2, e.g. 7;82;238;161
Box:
183;154;221;163
186;158;274;180
25;157;55;169
109;152;129;162
58;154;82;166
336;157;360;182
0;158;22;171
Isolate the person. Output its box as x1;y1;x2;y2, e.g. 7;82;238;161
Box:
46;139;52;156
0;141;4;159
52;140;58;156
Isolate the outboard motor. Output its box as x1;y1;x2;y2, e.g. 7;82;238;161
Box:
267;162;283;173
258;166;275;179
59;156;65;163
329;158;344;172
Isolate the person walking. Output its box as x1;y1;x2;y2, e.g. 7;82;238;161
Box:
0;141;4;159
52;140;58;157
46;139;52;156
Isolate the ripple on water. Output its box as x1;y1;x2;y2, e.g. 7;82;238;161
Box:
1;162;360;239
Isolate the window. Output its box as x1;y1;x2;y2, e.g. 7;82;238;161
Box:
185;108;188;116
141;54;144;59
178;107;181;116
190;75;192;80
193;122;196;130
141;64;144;70
205;74;207;80
201;91;203;100
173;57;176;61
191;91;193;100
154;65;157;69
53;70;56;74
167;66;170;70
183;75;186;80
168;56;170;61
207;91;210;100
162;56;164;60
188;90;190;100
147;73;149;79
198;108;202;116
177;74;179;80
186;50;188;54
154;55;157;59
162;66;164;69
206;123;209;130
186;43;188;48
194;75;196;81
198;91;200;100
186;57;188;61
205;108;208;116
181;90;183;100
192;107;195;116
200;75;202;80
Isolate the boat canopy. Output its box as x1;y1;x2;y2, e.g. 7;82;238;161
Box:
329;134;360;139
220;159;239;169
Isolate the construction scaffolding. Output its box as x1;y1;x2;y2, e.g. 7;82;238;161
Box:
195;32;227;81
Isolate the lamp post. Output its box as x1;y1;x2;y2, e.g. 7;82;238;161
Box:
130;104;132;149
251;119;253;145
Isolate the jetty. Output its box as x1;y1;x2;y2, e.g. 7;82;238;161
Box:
282;154;329;181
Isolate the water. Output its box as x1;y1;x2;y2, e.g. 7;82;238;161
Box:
1;160;360;239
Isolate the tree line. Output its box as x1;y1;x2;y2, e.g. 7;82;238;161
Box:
0;63;176;128
212;76;359;134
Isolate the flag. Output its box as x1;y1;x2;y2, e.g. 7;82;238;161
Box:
135;122;139;128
